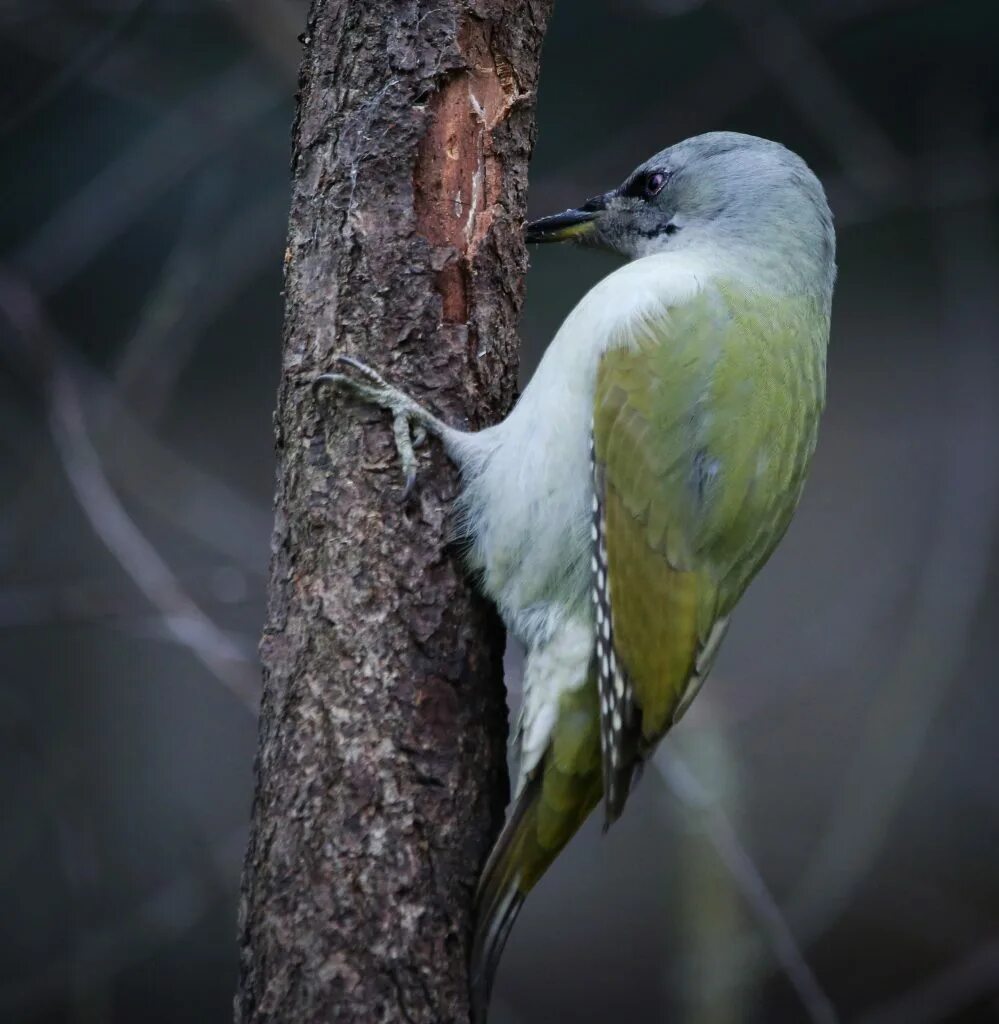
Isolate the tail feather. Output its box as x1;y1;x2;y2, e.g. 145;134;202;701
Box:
469;776;536;1023
470;682;602;1022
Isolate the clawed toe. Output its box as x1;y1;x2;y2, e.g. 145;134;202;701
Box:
313;355;387;395
333;354;388;388
313;354;454;499
314;357;425;498
312;371;346;393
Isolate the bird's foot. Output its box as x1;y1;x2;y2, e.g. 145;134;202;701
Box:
314;355;444;499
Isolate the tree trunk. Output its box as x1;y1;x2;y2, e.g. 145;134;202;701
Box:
236;3;553;1023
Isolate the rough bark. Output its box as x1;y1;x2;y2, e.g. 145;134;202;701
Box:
236;3;553;1023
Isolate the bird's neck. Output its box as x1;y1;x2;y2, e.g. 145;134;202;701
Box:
651;228;834;308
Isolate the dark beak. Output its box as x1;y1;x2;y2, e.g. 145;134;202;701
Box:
525;192;611;243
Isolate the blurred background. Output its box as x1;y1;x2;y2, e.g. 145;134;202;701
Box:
1;1;998;1022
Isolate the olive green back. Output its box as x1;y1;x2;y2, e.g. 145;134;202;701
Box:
594;283;827;761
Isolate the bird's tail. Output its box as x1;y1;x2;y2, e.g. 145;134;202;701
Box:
470;682;602;1022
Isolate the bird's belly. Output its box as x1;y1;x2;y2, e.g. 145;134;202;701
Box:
462;405;595;649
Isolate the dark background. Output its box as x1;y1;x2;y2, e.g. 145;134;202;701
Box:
2;1;998;1021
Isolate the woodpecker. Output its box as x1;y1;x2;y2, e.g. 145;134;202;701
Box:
317;131;835;1021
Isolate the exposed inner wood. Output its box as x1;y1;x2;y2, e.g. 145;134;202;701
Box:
414;18;520;327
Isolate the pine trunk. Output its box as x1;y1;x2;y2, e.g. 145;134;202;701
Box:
235;2;553;1022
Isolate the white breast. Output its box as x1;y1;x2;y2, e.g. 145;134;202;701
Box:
456;251;710;650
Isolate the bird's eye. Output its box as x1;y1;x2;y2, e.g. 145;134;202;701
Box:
645;172;666;197
622;170;669;200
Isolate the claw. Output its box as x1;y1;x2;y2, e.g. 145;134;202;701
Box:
312;371;343;395
334;354;388;387
399;466;418;503
392;411;419;500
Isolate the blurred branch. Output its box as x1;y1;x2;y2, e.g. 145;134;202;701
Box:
111;167;233;410
714;0;909;198
0;566;252;630
82;362;273;569
216;0;304;82
115;613;258;666
0;273;260;711
657;749;840;1024
0;176;275;573
48;362;260;709
115;186;287;418
0;348;272;575
0;0;154;136
9;61;283;293
672;725;750;1024
0;5;188;110
783;84;999;945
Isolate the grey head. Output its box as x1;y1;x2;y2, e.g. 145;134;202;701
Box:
527;132;835;295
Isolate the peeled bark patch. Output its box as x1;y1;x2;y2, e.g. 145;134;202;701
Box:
236;3;553;1024
413;17;521;327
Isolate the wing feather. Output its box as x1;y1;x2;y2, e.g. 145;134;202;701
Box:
591;285;827;824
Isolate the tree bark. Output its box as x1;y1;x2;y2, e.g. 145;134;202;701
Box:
236;3;553;1023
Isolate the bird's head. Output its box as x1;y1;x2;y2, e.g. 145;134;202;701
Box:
527;132;834;288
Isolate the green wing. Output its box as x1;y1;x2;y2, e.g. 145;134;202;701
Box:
592;284;827;821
